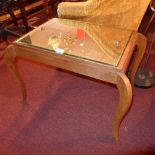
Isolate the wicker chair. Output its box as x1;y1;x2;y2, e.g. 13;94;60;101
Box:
57;0;151;31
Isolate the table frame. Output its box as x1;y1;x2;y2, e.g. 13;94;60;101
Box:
4;30;146;143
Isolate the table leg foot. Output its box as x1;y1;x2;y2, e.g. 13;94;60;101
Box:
114;73;132;143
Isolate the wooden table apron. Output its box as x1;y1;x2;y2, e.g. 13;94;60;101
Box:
4;31;146;143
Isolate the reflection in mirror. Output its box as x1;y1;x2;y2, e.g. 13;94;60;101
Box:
17;18;132;66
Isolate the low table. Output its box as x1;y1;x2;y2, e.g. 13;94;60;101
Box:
4;18;146;143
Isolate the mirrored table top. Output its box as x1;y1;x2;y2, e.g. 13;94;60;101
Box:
15;18;132;66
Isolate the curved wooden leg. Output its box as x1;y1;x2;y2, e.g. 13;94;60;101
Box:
128;33;147;88
4;46;27;104
114;73;132;143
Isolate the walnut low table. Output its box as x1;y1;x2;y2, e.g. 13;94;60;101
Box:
4;18;146;143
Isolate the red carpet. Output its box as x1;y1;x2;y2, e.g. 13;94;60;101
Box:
0;9;155;155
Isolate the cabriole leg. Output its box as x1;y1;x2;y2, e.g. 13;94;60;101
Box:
4;46;27;104
114;73;132;143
